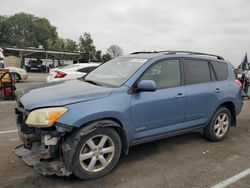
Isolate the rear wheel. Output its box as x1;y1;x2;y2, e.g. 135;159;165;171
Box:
204;107;231;141
72;127;121;180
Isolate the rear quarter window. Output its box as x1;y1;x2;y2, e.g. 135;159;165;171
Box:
211;61;228;81
78;66;97;73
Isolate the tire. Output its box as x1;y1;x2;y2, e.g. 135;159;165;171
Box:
11;73;21;82
204;107;231;141
72;127;121;180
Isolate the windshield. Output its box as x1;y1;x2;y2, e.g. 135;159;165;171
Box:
85;57;148;87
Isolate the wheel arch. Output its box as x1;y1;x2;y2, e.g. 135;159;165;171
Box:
62;118;130;173
217;101;236;126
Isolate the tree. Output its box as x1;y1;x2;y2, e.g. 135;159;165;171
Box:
64;39;77;52
102;53;112;62
78;33;96;62
48;38;65;50
0;12;58;49
107;45;123;58
95;50;102;61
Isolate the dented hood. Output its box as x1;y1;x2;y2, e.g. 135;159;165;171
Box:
19;79;113;110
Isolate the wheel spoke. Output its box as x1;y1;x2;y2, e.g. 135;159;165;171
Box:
80;152;93;161
87;156;97;171
102;146;114;154
98;135;108;148
216;127;221;135
98;155;108;167
223;120;229;126
214;123;220;130
87;139;97;150
221;126;225;133
221;114;227;121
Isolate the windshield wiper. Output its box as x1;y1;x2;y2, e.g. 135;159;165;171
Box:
84;79;103;86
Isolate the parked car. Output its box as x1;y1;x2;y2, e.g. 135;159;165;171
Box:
5;66;28;82
25;59;47;72
15;51;244;180
47;63;100;83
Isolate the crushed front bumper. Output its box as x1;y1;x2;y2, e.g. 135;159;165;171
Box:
15;144;70;176
15;103;74;177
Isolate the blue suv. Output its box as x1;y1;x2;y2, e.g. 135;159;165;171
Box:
15;51;243;179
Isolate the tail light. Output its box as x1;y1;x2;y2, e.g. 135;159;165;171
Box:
234;79;242;88
54;70;67;78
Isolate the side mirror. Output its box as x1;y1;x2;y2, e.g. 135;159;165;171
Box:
137;80;156;92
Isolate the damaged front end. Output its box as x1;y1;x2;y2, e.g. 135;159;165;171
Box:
15;102;73;176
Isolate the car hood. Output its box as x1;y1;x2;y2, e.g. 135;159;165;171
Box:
19;79;114;110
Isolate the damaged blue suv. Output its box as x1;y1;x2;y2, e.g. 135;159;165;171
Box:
15;51;243;179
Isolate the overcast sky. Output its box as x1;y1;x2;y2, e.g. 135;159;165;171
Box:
0;0;250;65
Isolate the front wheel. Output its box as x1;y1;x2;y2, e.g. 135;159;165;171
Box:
72;127;121;180
11;73;21;82
204;107;231;141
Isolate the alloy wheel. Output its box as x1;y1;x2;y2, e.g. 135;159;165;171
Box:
79;135;115;173
214;113;229;137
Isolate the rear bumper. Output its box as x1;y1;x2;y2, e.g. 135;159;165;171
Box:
236;100;244;116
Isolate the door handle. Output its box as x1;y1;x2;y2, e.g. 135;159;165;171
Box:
215;88;222;93
176;93;185;98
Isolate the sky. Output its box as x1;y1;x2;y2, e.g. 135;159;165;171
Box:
0;0;250;65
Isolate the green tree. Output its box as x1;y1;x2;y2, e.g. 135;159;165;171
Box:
0;12;58;49
95;50;102;61
48;38;65;50
102;53;112;62
64;39;77;52
78;33;96;62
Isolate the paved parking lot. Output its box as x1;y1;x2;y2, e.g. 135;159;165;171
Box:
0;73;250;188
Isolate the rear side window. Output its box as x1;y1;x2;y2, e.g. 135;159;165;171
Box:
78;66;97;73
211;61;228;81
183;59;211;85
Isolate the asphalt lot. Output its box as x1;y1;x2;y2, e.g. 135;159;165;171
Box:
0;73;250;188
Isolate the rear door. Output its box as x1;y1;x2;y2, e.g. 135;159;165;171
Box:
182;58;223;128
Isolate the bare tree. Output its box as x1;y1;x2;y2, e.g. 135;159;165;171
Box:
107;45;123;58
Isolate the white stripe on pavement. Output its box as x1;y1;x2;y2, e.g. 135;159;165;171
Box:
0;130;18;134
211;168;250;188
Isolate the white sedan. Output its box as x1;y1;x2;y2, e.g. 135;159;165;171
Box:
5;67;28;82
47;63;100;83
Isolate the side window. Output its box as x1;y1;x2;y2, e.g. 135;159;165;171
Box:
211;61;228;81
140;59;181;89
183;59;211;85
78;66;97;73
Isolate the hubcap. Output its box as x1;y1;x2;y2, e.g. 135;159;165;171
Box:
214;113;229;137
79;135;115;173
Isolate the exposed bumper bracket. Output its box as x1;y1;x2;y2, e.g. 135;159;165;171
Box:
15;145;71;177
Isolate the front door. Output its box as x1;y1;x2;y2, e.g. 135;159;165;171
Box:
131;59;186;141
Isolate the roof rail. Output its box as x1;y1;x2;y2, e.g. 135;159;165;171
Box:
130;51;158;55
130;50;224;60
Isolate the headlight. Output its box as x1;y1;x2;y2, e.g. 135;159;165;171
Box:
26;107;68;128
